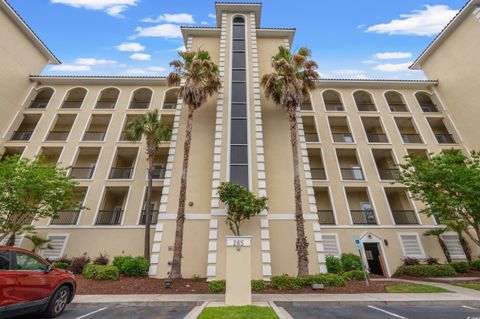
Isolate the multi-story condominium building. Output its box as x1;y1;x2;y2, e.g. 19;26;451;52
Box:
1;0;480;280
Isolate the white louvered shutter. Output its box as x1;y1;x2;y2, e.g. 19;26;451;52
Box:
0;235;23;247
322;234;340;256
40;235;67;260
400;234;425;258
442;234;467;260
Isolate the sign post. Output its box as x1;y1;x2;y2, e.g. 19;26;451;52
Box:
225;236;252;306
353;235;369;287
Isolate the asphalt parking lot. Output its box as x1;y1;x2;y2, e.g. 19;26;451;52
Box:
283;304;480;319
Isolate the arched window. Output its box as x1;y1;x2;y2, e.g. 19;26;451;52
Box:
322;90;344;111
95;88;119;109
415;92;438;112
162;89;178;110
130;88;153;109
62;87;87;109
29;88;54;109
385;91;408;112
353;90;376;112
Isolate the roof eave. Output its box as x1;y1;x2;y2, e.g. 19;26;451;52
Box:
215;2;262;27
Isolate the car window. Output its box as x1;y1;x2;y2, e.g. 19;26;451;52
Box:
15;252;47;271
0;249;10;270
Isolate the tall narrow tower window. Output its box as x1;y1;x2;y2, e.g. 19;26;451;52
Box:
230;16;248;187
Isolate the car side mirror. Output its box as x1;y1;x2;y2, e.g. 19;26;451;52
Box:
45;264;53;273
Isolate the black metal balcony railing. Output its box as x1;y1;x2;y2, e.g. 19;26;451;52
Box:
357;103;377;112
61;100;83;108
300;103;313;111
392;210;418;225
95;101;116;109
119;131;141;142
304;132;319;143
340;167;365;180
420;104;438;112
367;133;389;143
140;209;160;225
388;103;408;112
435;133;456;144
11;131;33;141
129;101;150;109
378;168;400;180
69;167;95;179
310;167;326;180
351;209;377;225
162;103;176;110
153;166;166;179
46;131;70;141
51;210;81;225
325;103;345;111
332;133;354;143
109;167;133;179
317;210;336;224
401;133;423;144
95;210;123;225
29;99;50;109
83;131;106;141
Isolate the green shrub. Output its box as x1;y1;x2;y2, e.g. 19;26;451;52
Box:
302;274;346;287
472;259;480;271
82;264;119;280
271;275;303;290
450;261;470;273
395;264;456;277
112;256;148;277
341;253;362;271
326;256;343;274
208;280;226;293
53;262;69;269
251;280;265;292
342;270;367;281
192;274;201;282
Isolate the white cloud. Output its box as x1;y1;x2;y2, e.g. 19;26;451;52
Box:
50;0;138;17
208;13;216;19
374;62;413;72
133;24;182;38
148;66;166;72
362;60;378;64
374;52;412;59
74;58;116;65
333;69;365;76
201;21;209;25
115;42;145;52
125;66;166;75
50;64;91;72
357;24;366;29
129;53;151;61
169;45;186;52
366;5;458;36
141;13;195;24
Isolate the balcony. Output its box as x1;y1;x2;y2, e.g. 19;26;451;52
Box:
38;147;62;164
129;101;150;109
354;91;377;112
46;131;70;141
340;167;365;180
401;134;422;143
317;210;335;225
28;88;54;109
385;91;408;112
323;90;345;111
311;168;326;180
337;149;364;180
435;134;455;144
305;132;319;142
346;187;376;224
11;131;33;141
70;147;100;179
96;210;123;225
51;210;81;225
367;133;388;143
83;114;111;141
314;187;335;225
392;210;418;225
427;118;456;144
61;88;86;109
378;168;400;180
10;114;41;141
416;92;438;113
46;114;76;141
329;117;353;143
351;210;377;225
109;167;133;179
302;116;319;143
69;167;95;179
372;149;399;181
83;131;106;141
119;131;140;142
162;103;176;110
332;133;354;143
300;101;313;111
109;148;138;179
153;165;166;179
385;188;418;225
1;147;24;160
95;88;119;109
362;117;388;143
139;210;160;225
130;88;152;110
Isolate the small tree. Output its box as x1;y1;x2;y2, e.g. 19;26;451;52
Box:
0;156;83;246
25;234;53;253
424;228;451;263
217;182;267;236
399;150;480;248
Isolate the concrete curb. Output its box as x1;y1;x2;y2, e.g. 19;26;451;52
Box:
269;301;293;319
275;299;480;307
184;301;209;319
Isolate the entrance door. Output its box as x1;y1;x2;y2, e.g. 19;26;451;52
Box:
363;243;384;276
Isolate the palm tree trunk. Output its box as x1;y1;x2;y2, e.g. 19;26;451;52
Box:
170;107;194;279
287;106;309;276
438;237;452;263
144;151;155;261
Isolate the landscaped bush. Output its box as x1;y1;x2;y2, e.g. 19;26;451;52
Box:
113;256;149;277
395;264;456;277
93;253;109;266
57;256;72;266
208;280;226;293
326;256;343;274
251;280;265;292
342;270;367;281
52;262;69;269
472;259;480;271
425;257;440;265
192;274;201;282
341;253;362;271
402;257;420;266
82;264;119;281
450;261;470;273
271;275;303;290
69;254;90;274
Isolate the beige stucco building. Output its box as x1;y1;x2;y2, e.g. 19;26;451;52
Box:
1;0;480;279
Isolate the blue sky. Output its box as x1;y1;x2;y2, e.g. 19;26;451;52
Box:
8;0;466;79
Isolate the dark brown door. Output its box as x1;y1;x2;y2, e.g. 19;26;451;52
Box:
363;243;384;276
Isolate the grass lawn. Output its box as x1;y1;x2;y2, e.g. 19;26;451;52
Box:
385;284;451;293
198;306;278;319
452;283;480;291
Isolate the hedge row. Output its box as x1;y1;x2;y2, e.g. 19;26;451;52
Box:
395;264;456;277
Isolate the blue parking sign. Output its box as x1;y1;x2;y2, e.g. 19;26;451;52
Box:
353;235;362;250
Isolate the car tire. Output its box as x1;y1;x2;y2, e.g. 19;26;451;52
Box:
43;285;70;318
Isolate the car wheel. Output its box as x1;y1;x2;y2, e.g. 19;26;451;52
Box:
43;286;70;318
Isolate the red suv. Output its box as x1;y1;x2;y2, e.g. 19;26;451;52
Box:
0;246;76;318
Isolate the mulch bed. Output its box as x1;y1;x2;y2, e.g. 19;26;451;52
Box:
394;270;480;283
76;275;408;295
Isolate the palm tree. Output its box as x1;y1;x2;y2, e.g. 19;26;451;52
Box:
126;110;172;261
167;50;221;279
424;228;451;263
25;234;53;253
261;46;319;276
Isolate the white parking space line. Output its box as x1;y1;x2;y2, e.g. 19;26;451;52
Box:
368;305;407;319
462;305;479;310
73;307;108;319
